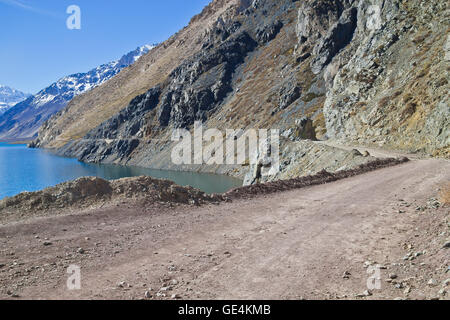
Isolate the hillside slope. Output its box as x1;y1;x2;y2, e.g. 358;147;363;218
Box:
34;0;449;179
0;46;154;140
35;0;244;147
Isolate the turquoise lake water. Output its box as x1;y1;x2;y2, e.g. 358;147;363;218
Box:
0;142;242;200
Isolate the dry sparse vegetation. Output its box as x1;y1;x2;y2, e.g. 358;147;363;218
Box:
439;182;450;205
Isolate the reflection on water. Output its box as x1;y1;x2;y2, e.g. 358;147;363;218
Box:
0;143;242;199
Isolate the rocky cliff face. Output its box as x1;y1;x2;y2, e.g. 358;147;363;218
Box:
34;0;449;180
0;85;30;115
319;0;449;157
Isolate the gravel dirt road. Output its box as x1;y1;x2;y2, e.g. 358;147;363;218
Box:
0;159;449;300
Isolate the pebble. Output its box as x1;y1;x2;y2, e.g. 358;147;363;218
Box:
403;252;412;260
77;248;85;254
364;261;374;267
389;273;398;279
342;271;351;279
427;279;438;287
43;241;52;246
168;265;177;271
356;290;372;297
6;290;19;298
443;241;450;249
171;294;179;299
394;282;404;289
363;290;372;297
144;291;152;299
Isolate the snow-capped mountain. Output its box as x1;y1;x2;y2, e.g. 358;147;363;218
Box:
0;85;30;114
0;45;155;140
117;45;155;66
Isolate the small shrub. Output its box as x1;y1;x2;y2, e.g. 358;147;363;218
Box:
378;96;391;108
403;94;414;103
402;101;417;118
302;92;323;103
412;33;428;45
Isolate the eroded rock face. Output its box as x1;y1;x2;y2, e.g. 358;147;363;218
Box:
296;0;352;44
292;0;448;157
202;17;242;49
276;84;302;113
311;7;358;74
294;0;357;74
52;87;162;163
294;117;317;141
158;32;257;128
256;20;284;44
86;86;161;140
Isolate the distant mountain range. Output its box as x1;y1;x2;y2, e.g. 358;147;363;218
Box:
0;45;155;140
0;85;30;114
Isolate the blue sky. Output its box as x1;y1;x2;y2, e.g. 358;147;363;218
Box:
0;0;211;94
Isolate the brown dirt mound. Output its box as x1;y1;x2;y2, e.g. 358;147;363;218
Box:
0;158;409;222
0;176;222;217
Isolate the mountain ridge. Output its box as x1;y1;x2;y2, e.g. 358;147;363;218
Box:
0;45;155;141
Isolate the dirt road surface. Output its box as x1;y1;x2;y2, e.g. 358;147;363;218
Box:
1;159;449;300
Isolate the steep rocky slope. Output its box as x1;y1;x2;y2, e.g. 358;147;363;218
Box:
0;46;154;141
34;0;449;181
321;0;449;157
